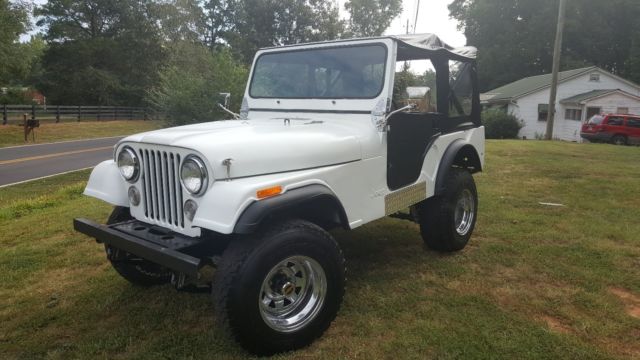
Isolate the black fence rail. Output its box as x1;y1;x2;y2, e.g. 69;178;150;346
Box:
1;105;162;125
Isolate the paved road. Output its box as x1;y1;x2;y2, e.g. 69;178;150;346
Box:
0;137;123;187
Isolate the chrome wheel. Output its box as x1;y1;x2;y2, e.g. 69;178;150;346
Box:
259;256;327;333
454;188;475;236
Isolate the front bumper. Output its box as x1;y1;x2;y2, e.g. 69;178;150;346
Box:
74;218;206;276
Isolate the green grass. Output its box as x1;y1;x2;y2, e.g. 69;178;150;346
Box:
0;120;163;147
1;140;639;359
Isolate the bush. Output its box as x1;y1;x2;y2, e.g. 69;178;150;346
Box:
147;43;248;127
481;109;523;139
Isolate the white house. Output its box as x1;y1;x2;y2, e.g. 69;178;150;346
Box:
481;66;640;141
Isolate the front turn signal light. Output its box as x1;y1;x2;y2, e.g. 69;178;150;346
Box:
257;186;282;200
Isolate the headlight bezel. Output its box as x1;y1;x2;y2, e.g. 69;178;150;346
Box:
180;155;209;196
117;146;140;182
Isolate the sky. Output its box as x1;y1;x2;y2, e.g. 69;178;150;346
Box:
383;0;466;47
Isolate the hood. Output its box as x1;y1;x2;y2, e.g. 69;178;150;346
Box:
120;118;362;179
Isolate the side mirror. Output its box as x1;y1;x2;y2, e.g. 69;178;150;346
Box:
218;92;231;108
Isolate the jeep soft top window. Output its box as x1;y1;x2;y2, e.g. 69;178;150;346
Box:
250;44;387;99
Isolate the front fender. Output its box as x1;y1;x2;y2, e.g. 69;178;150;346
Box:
83;160;128;206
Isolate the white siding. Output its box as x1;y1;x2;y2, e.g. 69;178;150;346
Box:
510;70;640;141
585;92;640;115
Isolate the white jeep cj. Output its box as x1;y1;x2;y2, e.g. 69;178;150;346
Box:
74;34;484;355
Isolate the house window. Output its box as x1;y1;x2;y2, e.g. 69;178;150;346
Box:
617;107;629;114
564;108;583;121
589;73;600;82
538;104;549;121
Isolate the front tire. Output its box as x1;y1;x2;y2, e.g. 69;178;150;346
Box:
213;219;345;355
104;207;171;286
417;168;478;252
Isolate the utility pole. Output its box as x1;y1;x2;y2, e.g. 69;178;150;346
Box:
413;0;421;34
545;0;567;140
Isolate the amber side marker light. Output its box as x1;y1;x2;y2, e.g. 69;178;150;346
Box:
257;185;283;200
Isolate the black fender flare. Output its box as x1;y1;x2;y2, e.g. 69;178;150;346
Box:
434;139;482;196
233;184;349;234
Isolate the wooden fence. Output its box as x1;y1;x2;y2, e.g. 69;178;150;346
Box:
1;105;160;125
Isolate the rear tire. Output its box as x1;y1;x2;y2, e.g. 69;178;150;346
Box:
104;207;171;286
417;168;478;252
611;135;627;145
213;219;345;355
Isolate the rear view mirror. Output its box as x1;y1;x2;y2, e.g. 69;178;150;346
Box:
218;92;231;108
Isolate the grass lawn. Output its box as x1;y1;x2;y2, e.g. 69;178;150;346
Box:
1;140;639;359
0;120;163;148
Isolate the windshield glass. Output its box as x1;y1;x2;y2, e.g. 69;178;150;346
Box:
588;115;604;125
249;44;387;99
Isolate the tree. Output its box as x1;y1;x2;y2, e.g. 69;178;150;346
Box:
225;0;345;62
36;0;166;105
149;0;206;43
147;42;248;126
624;40;640;85
0;0;30;85
450;0;640;91
344;0;402;37
203;0;236;49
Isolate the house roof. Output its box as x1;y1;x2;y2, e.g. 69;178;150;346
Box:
561;89;640;104
482;66;598;103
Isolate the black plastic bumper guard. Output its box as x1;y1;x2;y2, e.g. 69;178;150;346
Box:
73;218;205;276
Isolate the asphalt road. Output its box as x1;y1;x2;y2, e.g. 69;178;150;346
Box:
0;137;123;187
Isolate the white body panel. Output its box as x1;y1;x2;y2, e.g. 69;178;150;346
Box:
84;160;128;206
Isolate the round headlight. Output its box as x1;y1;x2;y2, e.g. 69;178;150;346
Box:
180;155;208;195
117;147;139;182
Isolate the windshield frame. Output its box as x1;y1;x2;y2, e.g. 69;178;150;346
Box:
248;42;389;100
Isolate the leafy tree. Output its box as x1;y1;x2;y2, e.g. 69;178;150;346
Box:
149;0;206;43
147;42;248;126
344;0;402;37
203;0;235;49
450;0;640;91
0;0;30;85
35;0;166;105
623;39;640;85
225;0;345;62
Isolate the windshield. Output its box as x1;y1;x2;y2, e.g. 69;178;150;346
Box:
249;44;387;99
588;115;604;125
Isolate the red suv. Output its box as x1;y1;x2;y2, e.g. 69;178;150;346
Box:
581;114;640;145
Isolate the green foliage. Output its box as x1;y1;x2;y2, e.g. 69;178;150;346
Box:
0;88;32;105
147;43;248;126
226;0;345;62
623;39;640;85
0;0;31;85
344;0;402;37
482;108;523;139
35;0;167;106
450;0;640;91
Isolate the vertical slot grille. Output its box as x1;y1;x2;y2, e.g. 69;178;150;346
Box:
138;148;184;229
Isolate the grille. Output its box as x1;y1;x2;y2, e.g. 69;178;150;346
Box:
138;148;184;229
